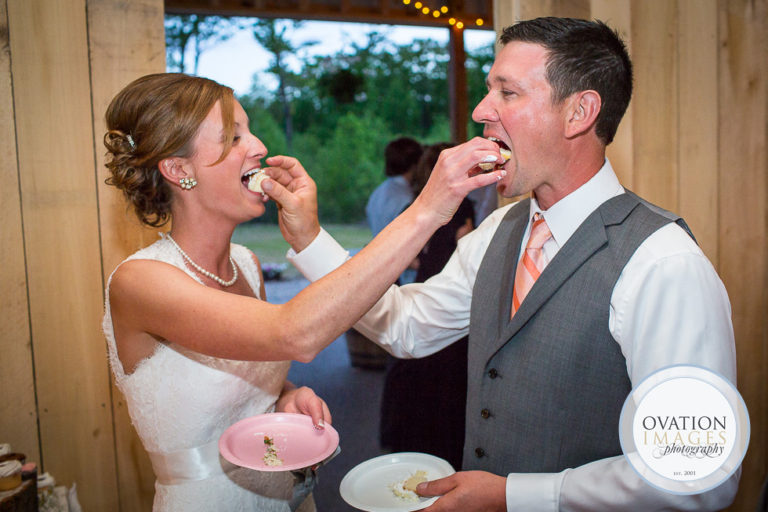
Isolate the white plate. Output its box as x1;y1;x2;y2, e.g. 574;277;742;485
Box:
339;452;455;512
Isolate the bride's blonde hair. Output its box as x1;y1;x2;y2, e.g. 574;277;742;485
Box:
103;73;236;227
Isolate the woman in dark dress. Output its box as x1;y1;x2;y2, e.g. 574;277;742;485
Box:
379;143;475;469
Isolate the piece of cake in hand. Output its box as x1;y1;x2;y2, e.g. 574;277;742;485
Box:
246;169;268;193
478;137;512;172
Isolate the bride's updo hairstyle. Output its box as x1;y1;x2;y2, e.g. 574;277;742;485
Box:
104;73;236;227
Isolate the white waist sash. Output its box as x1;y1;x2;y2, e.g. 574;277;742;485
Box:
147;439;235;485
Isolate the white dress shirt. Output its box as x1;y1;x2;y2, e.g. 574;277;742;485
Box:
289;160;739;511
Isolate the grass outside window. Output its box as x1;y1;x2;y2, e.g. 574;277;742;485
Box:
233;222;372;280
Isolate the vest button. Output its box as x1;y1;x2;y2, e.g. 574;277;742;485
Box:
480;408;491;419
488;368;499;379
475;447;485;458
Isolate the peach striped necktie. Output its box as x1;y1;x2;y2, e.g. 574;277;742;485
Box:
511;213;552;318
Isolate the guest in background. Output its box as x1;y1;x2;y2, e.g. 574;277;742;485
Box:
379;142;474;469
411;143;475;282
365;136;424;284
467;183;498;226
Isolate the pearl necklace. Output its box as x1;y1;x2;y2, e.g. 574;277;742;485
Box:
166;233;238;287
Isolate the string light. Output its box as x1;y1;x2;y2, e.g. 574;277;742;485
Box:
401;0;486;30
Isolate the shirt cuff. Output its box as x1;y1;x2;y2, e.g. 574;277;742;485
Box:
286;228;350;281
506;472;564;512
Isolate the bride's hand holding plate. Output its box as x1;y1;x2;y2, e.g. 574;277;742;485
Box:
275;384;331;430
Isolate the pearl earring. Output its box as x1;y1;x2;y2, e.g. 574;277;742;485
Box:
179;177;197;190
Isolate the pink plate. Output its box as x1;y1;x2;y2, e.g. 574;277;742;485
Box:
219;413;339;472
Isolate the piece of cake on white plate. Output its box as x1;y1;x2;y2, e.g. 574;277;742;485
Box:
390;470;428;501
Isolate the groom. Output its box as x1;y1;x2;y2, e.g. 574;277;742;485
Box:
268;17;739;512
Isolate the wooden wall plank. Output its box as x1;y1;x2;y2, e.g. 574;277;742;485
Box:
631;0;679;211
718;1;768;509
493;0;515;31
677;0;719;264
0;0;40;464
6;0;118;509
591;0;634;189
87;0;165;509
89;0;163;284
514;0;590;20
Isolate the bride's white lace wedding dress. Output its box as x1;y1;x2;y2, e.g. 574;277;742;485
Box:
103;235;314;511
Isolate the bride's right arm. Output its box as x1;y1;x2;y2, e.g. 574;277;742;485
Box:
109;202;445;365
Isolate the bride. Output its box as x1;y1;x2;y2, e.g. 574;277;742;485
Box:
102;72;505;511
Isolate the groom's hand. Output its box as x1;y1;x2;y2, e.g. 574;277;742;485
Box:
262;156;321;253
417;470;507;511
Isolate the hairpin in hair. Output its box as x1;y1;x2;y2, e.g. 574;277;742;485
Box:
126;134;136;150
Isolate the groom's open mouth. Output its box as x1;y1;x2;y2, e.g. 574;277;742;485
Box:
477;137;512;172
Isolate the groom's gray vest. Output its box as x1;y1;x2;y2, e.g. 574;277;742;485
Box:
463;191;694;474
